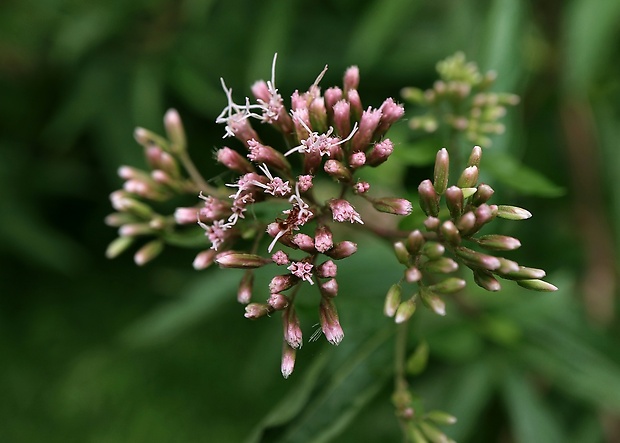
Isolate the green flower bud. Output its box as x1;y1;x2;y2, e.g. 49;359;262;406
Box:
425;410;458;425
164;109;186;153
467;145;483;168
324;159;352;182
420;288;446;316
496;258;520;274
424;216;441;231
418;179;440;217
516;279;558;292
455;246;501;271
428;277;466;294
497;205;532;220
395;298;417;324
473;269;501;291
405;266;422;283
423;257;459;274
134;239;164;266
422;241;445;259
500;266;546;280
476;234;521;251
384;284;402;317
457;165;479;188
440;220;461;245
372;197;413;216
105;236;135;259
410;427;429;443
394;241;411;265
419;421;450;443
433;148;450;195
215;252;272;269
406;229;425;255
406;340;429;375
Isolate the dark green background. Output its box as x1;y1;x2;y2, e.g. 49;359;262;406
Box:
2;0;620;441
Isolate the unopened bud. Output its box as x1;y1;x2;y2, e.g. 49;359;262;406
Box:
406;340;429;375
420;289;446;316
372;197;413;216
384;284;402;317
320;278;339;297
333;100;351;138
423;257;459;274
497;205;532;220
376;98;405;135
425;410;458;426
325;87;343;113
326;241;357;259
394;241;411;265
105;236;135;259
474;204;496;231
428;277;466;294
472;183;494;206
343;65;360;92
217;147;254;174
215;252;271;269
119;223;154;237
496;258;520;274
324;159;352;182
134;239;164;266
193;249;216;270
433;148;450;195
467;145;483;168
281;341;296;379
516;279;558;292
269;274;299;293
406;230;425;255
456;211;476;235
473;270;501;291
476;234;521;251
319;298;344;345
316;260;337;278
247;139;291;173
395;298;417;323
268;293;290;310
418;180;440;217
424;216;440;231
440;220;461;245
445;186;464;219
283;307;303;349
164;109;186;153
314;225;334;253
244;303;273;319
457;165;479;188
422;241;445;259
501;266;546;280
418;421;450;443
347;89;363;120
238;271;254;304
454;246;501;271
293;233;315;252
366;138;394;166
405;266;422;283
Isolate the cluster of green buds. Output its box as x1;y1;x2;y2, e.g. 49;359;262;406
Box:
401;52;520;147
384;146;557;322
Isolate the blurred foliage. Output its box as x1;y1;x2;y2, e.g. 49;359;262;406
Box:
1;0;620;442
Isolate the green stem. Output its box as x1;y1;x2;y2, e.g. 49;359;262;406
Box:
177;149;217;195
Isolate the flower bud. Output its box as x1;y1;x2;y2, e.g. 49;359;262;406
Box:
497;205;532;220
349;151;366;168
420;289;446;316
476;234;521;251
268;293;290;310
283;307;303;349
372;197;413;216
467;145;483;168
472;183;494;206
473;269;501;291
320;278;339;297
445;186;464;219
324;159;352;182
247;139;291;173
343;65;360;92
406;230;425;255
164;109;186;153
325;87;343;113
319;298;344;345
500;266;546;280
457;165;479;188
238;270;253;304
326;241;358;259
332;100;351;138
366;139;394;166
133;240;164;266
405;266;422;283
454;246;501;271
309;97;328;133
496;257;520;274
271;250;290;265
423;257;459;274
395;298;417;324
314;225;334;253
418;180;440;217
215;252;271;269
394;241;411;265
352;108;382;151
216;147;254;174
433;148;450;195
440;220;461;245
347;89;363;120
269;274;299;293
193;249;216;270
427;277;466;294
244;303;273;319
456;211;476;235
516;279;558;292
119;223;155;237
104;212;137;227
105;236;135;259
425;410;458;426
421;241;445;259
418;421;450;443
281;341;296;379
424;216;440;231
292;233;315;252
316;260;337;278
406;340;429;375
384;284;402;317
473;204;496;231
376;98;405;135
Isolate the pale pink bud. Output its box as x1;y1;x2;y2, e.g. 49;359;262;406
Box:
217;147;254;174
326;241;357;259
349;151;366;168
418;179;440;217
324;87;343;113
309;97;328;133
251;80;270;102
192;249;216;270
333;100;351;138
384;284;402;317
314;225;334;253
271;250;290;265
134;239;164;266
376;98;404;135
316;260;337;278
215;252;271;269
454;246;501;271
343;66;360;92
395;298;417;323
247;139;291;172
119;223;154;237
347;89;363;119
366;139;393;166
320;278;339;297
324;159;352;182
405;267;422;283
283;307;303;349
351;107;382;151
281;341;296;379
164;109;186;152
238;271;253;304
293;233;315;252
371;197;412;216
269;274;299;293
244;303;273;319
319;298;344;345
174;207;199;225
268;293;290;310
328;199;363;224
420;290;446;316
476;234;521;251
457;165;479;188
424;216;440;231
105;212;136;227
353;181;370;194
297;175;314;192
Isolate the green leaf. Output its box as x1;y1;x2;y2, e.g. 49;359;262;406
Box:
484;151;564;197
502;368;565;443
